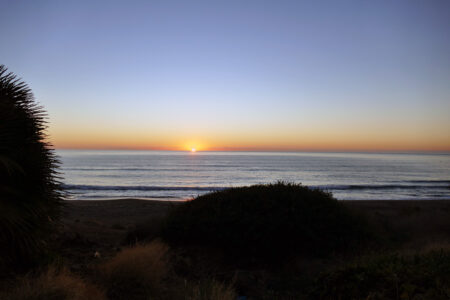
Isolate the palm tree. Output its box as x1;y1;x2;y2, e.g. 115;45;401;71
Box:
0;65;64;271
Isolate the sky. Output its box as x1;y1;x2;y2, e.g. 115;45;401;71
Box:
1;0;449;152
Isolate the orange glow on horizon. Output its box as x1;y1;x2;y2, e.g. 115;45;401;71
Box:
48;122;450;153
52;138;450;153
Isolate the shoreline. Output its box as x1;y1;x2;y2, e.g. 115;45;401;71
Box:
65;197;188;202
65;197;450;202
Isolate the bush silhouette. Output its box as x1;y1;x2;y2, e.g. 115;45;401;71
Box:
0;65;63;271
162;182;373;265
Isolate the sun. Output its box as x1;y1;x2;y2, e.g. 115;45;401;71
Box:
191;148;196;152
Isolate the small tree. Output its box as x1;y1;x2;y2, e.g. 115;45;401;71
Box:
0;65;63;271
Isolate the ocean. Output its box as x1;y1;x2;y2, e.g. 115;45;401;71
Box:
58;150;450;201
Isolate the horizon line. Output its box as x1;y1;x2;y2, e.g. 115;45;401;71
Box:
54;147;450;154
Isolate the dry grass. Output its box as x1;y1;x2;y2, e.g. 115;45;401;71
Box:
186;279;237;300
313;249;450;299
419;242;450;253
1;266;105;300
99;240;170;300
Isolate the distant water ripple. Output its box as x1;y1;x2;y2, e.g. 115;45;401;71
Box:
58;150;450;200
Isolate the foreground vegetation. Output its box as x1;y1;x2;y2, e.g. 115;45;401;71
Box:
314;249;450;299
1;183;449;299
162;182;373;265
1;266;106;300
0;65;63;273
2;243;449;299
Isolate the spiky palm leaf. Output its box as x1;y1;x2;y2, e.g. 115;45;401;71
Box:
0;65;64;272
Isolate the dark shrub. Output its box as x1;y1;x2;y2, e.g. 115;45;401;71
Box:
0;65;63;271
312;249;450;300
162;182;373;264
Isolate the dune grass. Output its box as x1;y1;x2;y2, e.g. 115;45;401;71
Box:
312;248;450;300
184;279;237;300
1;266;105;300
1;241;238;300
99;240;170;300
97;240;238;300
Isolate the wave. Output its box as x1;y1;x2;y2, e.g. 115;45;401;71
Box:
62;164;246;171
62;183;449;192
402;180;450;184
313;184;449;190
62;184;226;192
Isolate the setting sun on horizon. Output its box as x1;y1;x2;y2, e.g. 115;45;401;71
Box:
2;1;449;153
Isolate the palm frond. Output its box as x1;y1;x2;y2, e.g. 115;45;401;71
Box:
0;65;64;272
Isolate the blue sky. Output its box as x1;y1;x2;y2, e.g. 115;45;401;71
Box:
1;0;449;151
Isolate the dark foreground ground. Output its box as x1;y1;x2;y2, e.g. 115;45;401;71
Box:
59;199;450;271
2;198;448;299
56;199;178;269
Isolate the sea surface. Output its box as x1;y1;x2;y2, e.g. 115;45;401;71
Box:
58;150;450;201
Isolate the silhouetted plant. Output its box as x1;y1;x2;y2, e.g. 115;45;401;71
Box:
162;182;374;266
0;65;63;271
